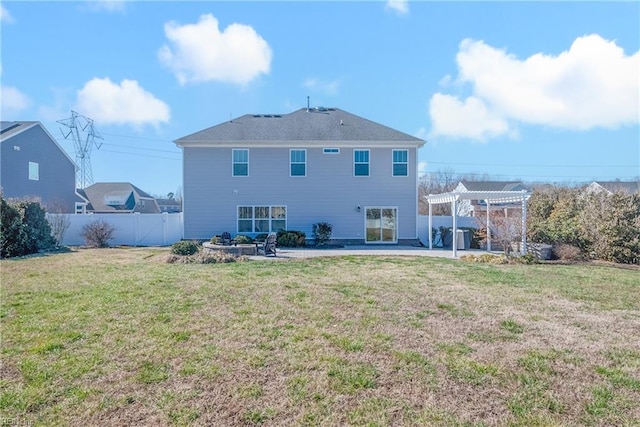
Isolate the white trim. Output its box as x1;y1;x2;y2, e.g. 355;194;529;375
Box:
232;148;249;177
353;149;370;177
236;205;287;234
1;122;78;171
392;149;408;177
28;161;39;181
364;206;398;244
289;149;307;177
176;140;424;149
425;190;531;257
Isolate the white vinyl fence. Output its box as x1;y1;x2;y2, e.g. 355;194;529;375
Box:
417;214;478;244
48;213;183;247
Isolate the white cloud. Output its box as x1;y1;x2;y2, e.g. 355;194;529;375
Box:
0;4;14;23
385;0;409;15
302;78;340;95
74;77;170;127
1;85;31;118
429;34;639;140
429;94;510;141
158;14;272;86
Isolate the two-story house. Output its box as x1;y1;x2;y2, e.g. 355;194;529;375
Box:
76;182;161;214
0;121;81;213
174;107;425;244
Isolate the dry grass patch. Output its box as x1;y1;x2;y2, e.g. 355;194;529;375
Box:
1;247;639;426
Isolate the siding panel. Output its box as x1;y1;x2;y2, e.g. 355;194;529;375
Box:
183;146;417;241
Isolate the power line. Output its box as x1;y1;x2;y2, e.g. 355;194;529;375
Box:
426;160;638;169
98;148;181;161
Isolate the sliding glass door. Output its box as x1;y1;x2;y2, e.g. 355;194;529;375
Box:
365;207;397;243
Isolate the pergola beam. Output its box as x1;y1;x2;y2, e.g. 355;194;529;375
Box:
426;190;531;258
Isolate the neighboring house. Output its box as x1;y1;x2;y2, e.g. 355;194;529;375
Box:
585;181;640;195
156;198;182;213
77;182;160;213
174;107;425;244
453;180;531;217
0;121;82;212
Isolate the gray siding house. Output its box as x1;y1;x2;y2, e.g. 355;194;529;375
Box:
175;107;425;244
1;121;80;213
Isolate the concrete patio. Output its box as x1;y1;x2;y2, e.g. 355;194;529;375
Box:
247;245;489;260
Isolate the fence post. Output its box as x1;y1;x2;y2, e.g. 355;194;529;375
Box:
163;212;168;246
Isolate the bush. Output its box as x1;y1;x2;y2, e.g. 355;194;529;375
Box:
277;230;306;247
81;219;116;248
552;243;584;261
166;251;239;264
171;240;200;256
1;198;54;258
527;187;640;264
312;222;333;245
1;198;28;258
234;234;253;244
47;212;70;248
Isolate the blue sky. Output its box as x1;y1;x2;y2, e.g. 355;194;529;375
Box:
2;0;638;196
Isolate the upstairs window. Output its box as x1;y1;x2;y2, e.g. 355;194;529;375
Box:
392;150;408;176
29;162;39;181
233;149;249;176
354;150;369;177
290;149;306;177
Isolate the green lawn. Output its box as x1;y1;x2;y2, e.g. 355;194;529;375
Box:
1;248;639;426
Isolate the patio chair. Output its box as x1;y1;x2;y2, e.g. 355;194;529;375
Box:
256;232;277;257
219;232;235;246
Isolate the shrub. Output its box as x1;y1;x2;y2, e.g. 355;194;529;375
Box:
552;243;584;261
1;198;28;258
81;219;116;248
47;212;70;248
165;251;239;264
171;240;200;256
234;234;253;244
1;198;54;258
312;222;333;245
277;230;306;247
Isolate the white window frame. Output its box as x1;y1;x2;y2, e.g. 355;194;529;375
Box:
232;149;249;177
290;149;306;177
354;149;370;177
28;162;39;181
237;205;287;233
323;148;340;154
364;206;398;244
392;149;408;177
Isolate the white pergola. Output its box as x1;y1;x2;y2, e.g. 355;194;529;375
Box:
426;190;532;257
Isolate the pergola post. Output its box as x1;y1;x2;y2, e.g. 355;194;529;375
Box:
521;196;528;255
486;200;491;252
428;201;433;250
452;198;458;258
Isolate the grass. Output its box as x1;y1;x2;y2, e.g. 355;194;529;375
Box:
1;247;639;426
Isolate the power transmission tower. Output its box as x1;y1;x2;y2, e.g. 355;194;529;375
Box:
58;111;103;189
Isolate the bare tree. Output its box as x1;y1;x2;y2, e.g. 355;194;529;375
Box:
475;210;522;256
418;170;493;215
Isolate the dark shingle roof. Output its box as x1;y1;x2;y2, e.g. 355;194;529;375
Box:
81;182;159;213
592;181;640;194
459;180;530;192
0;121;37;139
175;108;424;145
